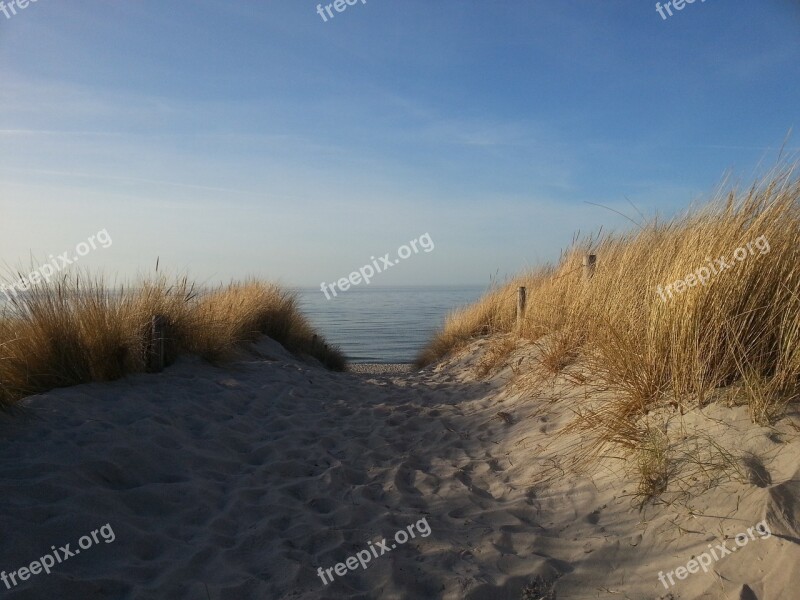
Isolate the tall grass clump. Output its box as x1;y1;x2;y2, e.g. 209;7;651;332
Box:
414;269;556;368
418;166;800;446
0;275;344;408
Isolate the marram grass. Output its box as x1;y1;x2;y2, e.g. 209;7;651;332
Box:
419;167;800;447
0;275;345;408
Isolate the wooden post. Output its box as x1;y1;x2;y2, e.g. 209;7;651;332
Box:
311;334;318;354
147;315;167;373
583;254;597;281
516;286;527;332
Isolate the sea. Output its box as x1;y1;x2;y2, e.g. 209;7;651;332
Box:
294;285;487;364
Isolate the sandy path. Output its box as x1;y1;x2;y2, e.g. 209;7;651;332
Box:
1;338;799;599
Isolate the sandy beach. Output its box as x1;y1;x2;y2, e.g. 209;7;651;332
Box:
0;336;797;599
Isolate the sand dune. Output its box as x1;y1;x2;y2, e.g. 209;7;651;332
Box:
0;337;798;599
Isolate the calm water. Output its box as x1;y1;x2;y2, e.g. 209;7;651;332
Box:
295;286;486;364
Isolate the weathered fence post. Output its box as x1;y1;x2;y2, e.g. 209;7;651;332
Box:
147;315;167;373
516;286;527;332
311;334;318;354
583;254;597;281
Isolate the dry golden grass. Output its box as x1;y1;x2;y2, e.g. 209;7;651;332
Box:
415;283;520;367
635;426;671;501
418;166;800;481
535;330;585;375
0;275;344;408
474;335;518;378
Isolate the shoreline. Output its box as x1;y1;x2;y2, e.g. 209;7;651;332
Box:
346;362;415;375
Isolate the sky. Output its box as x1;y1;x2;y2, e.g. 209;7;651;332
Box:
1;0;798;288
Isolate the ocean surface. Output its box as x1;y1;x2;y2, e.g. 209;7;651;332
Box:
295;285;487;364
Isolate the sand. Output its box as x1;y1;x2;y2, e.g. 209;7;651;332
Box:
347;363;414;375
0;336;799;599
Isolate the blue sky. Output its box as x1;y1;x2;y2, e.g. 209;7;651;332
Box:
1;0;798;287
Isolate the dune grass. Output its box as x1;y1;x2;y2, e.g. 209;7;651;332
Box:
0;275;345;408
418;167;800;473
